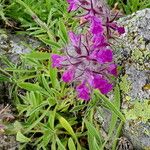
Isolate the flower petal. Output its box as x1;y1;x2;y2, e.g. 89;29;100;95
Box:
96;49;113;63
62;68;75;83
51;54;65;68
76;83;90;100
92;34;108;48
90;16;103;35
108;64;118;77
91;75;113;94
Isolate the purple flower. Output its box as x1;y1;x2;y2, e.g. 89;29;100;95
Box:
90;16;103;35
91;75;113;94
96;49;113;63
67;0;78;12
50;0;122;100
92;34;108;48
76;83;90;100
100;82;113;94
108;64;118;77
51;54;65;68
62;67;75;83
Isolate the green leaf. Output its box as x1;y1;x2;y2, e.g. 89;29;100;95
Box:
92;137;101;150
102;85;121;149
94;90;126;122
48;108;56;129
48;62;60;90
68;138;76;150
17;82;50;96
18;82;42;91
57;114;81;150
85;120;102;147
25;106;50;133
56;137;66;150
57;115;77;141
24;52;50;60
27;101;48;116
5;68;36;73
39;37;61;48
112;121;124;150
16;131;31;143
108;84;120;133
58;19;68;43
70;105;86;112
14;121;23;132
42;74;51;93
0;75;9;82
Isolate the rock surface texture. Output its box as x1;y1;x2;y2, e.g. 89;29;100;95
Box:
0;29;40;58
115;9;150;150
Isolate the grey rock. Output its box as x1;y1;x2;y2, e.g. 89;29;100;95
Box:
114;9;150;149
95;9;150;150
0;134;18;150
0;29;41;103
0;29;40;55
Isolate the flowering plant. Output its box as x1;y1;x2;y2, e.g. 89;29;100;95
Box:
51;0;125;100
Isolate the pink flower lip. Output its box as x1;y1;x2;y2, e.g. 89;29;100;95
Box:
96;49;113;64
62;67;75;83
51;54;65;68
76;83;90;100
90;75;113;94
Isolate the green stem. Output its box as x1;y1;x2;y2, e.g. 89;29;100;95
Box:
112;121;124;150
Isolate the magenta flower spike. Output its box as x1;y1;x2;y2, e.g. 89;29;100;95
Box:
69;32;81;47
100;82;113;94
51;0;125;100
107;22;125;35
117;26;125;35
92;34;108;48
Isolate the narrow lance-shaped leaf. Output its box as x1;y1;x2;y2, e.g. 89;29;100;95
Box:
68;138;76;150
94;90;126;122
16;131;31;143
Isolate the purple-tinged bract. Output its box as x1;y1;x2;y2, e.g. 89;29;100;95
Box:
67;0;78;11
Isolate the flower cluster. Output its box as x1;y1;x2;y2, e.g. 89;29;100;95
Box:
51;0;125;100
